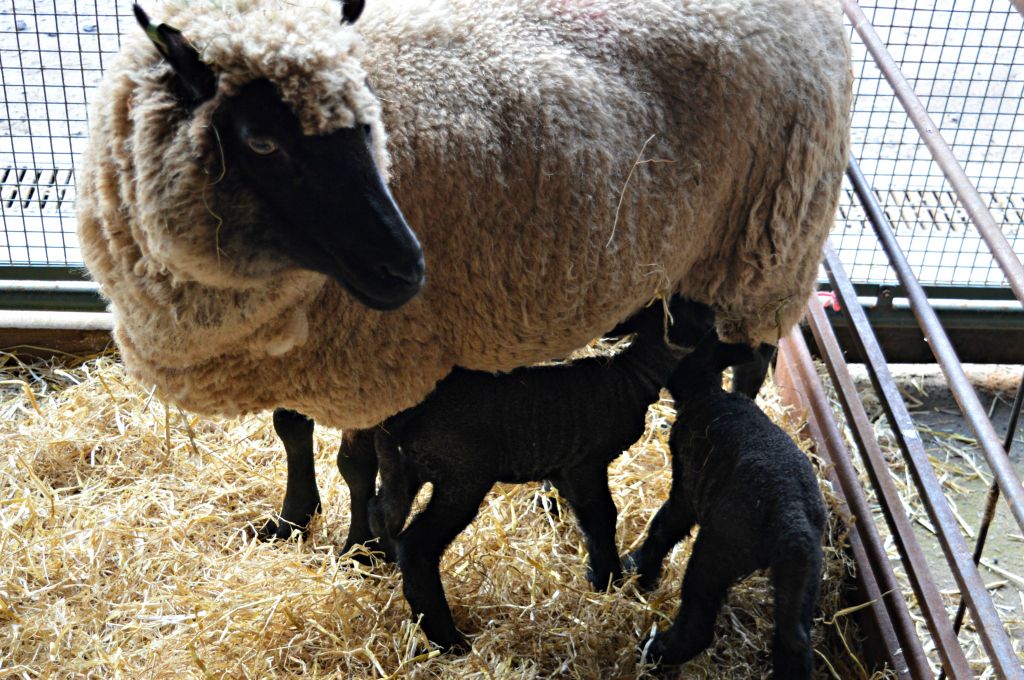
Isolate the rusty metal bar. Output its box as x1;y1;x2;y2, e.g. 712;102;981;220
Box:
949;368;1024;640
805;296;974;679
846;157;1024;537
841;0;1024;307
778;325;933;679
822;241;1023;679
775;338;910;679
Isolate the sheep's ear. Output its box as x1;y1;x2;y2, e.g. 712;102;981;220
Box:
341;0;365;24
133;3;216;106
713;341;756;372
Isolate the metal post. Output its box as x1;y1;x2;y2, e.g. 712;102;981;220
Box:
823;239;1023;679
805;294;973;679
947;368;1024;645
846;158;1024;537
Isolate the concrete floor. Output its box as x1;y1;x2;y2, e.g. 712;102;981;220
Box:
849;363;1024;644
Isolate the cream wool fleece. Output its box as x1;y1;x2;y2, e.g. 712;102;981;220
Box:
78;0;852;428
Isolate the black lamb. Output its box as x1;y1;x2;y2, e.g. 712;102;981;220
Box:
367;301;687;651
252;323;774;546
626;303;826;679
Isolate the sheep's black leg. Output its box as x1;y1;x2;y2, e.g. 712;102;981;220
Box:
731;343;777;398
258;409;320;541
368;431;423;562
396;481;490;653
551;466;622;590
624;482;696;591
337;428;379;557
770;547;822;679
644;534;741;668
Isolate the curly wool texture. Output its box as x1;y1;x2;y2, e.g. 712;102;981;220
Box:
78;0;852;429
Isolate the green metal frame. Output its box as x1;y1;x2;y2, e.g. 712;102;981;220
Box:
817;282;1024;363
1;268;1021;362
0;265;105;312
0;265;93;281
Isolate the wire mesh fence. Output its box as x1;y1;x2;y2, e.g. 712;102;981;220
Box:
1;0;1023;289
0;0;125;267
834;0;1024;289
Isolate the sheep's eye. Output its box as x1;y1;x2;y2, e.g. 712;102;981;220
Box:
362;124;372;138
246;136;279;155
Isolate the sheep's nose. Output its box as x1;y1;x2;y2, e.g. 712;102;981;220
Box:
378;255;425;288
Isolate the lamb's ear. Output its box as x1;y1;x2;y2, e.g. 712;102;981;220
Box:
133;3;216;106
341;0;365;24
712;341;756;372
666;296;715;347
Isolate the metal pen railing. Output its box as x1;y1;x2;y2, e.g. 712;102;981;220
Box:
775;2;1024;676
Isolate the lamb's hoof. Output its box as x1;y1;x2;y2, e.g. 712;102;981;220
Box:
534;482;561;516
435;633;471;655
623;552;658;591
342;539;389;567
640;632;683;670
254;518;308;542
587;566;624;591
371;537;399;564
341;543;375;566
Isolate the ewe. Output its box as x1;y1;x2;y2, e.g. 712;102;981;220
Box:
80;0;851;430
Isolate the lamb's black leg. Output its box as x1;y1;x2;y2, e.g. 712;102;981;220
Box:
396;482;491;653
258;409;320;541
644;534;741;668
731;343;777;399
368;431;423;561
337;428;379;556
534;479;561;516
624;484;697;591
770;548;822;679
551;466;622;590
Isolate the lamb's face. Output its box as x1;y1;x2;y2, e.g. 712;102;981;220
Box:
129;1;424;310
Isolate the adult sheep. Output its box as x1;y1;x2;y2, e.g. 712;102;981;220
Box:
78;0;851;430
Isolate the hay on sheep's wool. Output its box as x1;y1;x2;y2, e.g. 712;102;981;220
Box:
0;350;889;679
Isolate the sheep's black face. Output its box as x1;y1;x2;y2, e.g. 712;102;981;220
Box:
211;79;425;311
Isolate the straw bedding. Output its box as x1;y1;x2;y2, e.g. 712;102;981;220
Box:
1;350;885;679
